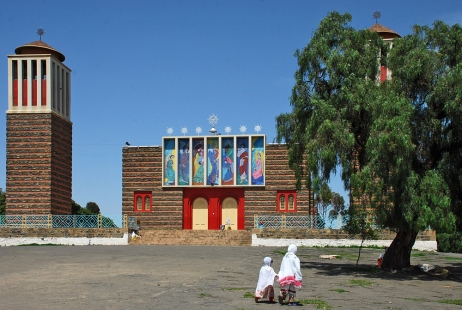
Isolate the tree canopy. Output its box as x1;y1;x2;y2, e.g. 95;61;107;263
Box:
72;200;100;215
276;11;461;269
0;188;5;215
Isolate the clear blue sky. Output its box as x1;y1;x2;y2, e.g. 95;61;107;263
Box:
1;0;460;217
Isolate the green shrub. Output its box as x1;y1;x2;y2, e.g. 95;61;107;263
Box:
437;233;462;253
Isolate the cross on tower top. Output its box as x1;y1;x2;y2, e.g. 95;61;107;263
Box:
372;11;382;23
37;28;45;41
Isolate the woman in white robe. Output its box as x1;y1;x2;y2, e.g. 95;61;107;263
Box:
277;244;302;305
254;256;277;302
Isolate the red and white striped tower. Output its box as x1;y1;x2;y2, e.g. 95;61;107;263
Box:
6;35;72;214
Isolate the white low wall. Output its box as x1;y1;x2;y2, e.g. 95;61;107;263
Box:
0;233;129;246
251;234;437;251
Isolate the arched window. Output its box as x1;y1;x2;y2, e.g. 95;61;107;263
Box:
133;191;152;212
288;195;294;211
145;196;151;211
279;195;286;211
277;191;297;212
136;196;142;211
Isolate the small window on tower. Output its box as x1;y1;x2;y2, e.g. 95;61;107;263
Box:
133;191;152;212
277;191;297;212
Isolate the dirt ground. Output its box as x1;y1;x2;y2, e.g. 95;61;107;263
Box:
1;244;461;310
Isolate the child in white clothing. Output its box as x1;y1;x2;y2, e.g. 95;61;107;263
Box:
254;257;277;303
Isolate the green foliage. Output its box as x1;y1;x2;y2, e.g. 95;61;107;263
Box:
242;292;254;298
86;202;100;214
77;207;94;215
297;299;332;309
73;200;100;215
436;300;462;306
0;188;5;215
276;11;461;269
329;289;349;293
436;233;462;253
349;279;375;287
71;199;81;215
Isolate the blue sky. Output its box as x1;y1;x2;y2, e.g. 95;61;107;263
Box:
1;0;461;217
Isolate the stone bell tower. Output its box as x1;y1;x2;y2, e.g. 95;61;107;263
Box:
6;34;72;214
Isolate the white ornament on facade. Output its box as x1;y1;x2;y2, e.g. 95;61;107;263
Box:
195;126;203;135
254;125;262;134
208;114;219;126
181;127;188;136
224;126;232;135
166;127;174;136
239;125;247;133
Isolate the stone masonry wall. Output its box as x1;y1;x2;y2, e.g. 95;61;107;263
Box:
122;146;183;229
122;144;313;230
244;144;314;228
6;113;72;215
0;228;126;238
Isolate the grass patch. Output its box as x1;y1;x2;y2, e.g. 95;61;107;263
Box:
444;256;462;262
297;299;332;309
329;288;349;293
342;266;383;274
349;279;375;287
18;243;60;246
226;287;247;291
272;250;286;255
404;297;427;302
436;299;462;305
411;252;426;257
313;245;384;249
199;293;211;298
243;292;254;298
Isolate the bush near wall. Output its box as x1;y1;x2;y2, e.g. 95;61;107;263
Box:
437;233;462;253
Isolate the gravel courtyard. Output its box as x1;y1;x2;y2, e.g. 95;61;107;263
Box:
1;245;461;309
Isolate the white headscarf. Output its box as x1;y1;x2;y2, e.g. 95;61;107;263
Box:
277;244;302;287
255;256;277;296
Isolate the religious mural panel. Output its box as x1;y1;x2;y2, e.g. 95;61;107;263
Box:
207;138;219;185
178;139;190;185
162;135;264;187
221;138;234;185
163;139;176;186
192;138;205;185
251;136;265;185
236;137;249;185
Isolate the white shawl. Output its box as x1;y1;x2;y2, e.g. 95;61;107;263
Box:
277;244;302;287
255;257;277;295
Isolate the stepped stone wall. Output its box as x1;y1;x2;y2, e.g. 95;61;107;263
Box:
6;113;72;214
129;229;252;246
122;144;314;230
0;228;126;238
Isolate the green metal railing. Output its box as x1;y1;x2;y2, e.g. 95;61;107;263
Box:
254;214;329;229
0;214;133;229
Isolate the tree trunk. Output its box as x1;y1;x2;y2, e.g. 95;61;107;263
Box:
381;229;418;270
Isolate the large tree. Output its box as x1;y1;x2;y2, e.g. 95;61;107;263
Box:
276;12;461;269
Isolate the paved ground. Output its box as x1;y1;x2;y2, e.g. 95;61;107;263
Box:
1;245;461;310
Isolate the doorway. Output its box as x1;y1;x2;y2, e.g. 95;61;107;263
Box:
192;197;208;230
221;197;237;230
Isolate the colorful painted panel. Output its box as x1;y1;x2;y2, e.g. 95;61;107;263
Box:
178;139;190;185
192;138;205;185
207;138;219;185
251;136;264;185
221;138;234;185
163;139;176;186
236;137;249;185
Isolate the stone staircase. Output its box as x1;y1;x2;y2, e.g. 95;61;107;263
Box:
129;229;252;246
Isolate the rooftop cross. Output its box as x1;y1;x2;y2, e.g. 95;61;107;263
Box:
37;28;45;41
372;11;382;23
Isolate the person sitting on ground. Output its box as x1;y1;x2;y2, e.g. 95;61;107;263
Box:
277;244;302;306
254;256;277;303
